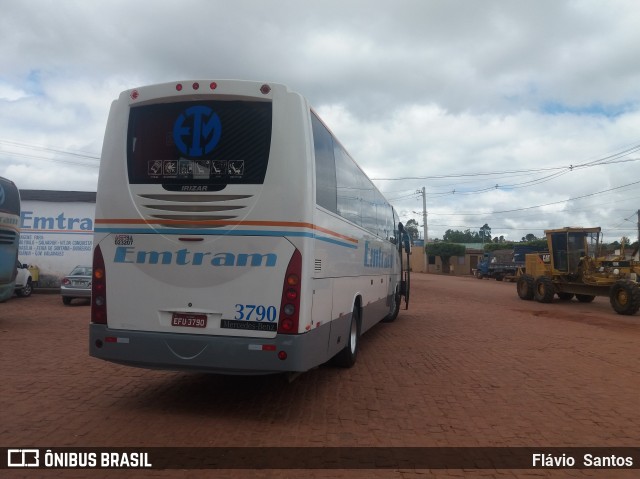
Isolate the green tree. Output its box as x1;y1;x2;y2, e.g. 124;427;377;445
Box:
519;238;548;251
485;242;516;252
479;223;492;243
484;239;548;252
404;219;420;243
427;242;466;273
443;229;480;243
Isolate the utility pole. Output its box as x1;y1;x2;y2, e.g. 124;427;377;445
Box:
416;187;427;272
637;209;640;246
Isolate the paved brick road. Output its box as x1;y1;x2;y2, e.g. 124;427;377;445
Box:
1;274;639;478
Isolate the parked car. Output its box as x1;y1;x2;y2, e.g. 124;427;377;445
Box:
14;260;33;297
60;266;92;305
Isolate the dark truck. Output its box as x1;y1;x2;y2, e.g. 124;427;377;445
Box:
475;245;539;281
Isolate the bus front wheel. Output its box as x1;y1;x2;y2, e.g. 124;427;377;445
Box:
382;289;401;323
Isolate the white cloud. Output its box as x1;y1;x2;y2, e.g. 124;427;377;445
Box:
0;82;28;101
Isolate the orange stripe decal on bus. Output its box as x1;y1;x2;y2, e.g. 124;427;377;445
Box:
94;219;359;244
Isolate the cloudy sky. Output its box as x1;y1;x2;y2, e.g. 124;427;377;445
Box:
1;0;639;243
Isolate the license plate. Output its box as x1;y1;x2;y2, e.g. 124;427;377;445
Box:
171;313;207;328
73;280;89;287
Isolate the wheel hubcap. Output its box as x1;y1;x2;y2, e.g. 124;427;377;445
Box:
349;317;357;353
617;290;629;305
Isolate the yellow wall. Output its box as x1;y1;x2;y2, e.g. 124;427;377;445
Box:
409;246;483;276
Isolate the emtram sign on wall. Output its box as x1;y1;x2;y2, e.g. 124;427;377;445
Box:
18;191;96;287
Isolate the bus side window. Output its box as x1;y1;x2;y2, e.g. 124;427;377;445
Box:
311;113;337;213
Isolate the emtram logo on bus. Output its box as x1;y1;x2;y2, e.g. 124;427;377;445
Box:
364;241;392;268
173;105;222;157
113;246;277;268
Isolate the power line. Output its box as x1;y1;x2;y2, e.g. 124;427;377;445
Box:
371;142;640;181
0;139;100;160
428;178;640;216
0;151;100;169
377;153;640;202
0;138;100;169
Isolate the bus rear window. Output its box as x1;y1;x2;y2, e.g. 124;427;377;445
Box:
127;101;272;190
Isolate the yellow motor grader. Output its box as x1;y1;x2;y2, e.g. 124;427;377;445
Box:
517;227;640;315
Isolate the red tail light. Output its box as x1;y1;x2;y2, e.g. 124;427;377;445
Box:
278;249;302;334
91;245;107;324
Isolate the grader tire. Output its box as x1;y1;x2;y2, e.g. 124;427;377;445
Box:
609;280;640;316
517;274;535;300
533;276;555;303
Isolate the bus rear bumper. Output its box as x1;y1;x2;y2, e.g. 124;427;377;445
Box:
89;323;331;375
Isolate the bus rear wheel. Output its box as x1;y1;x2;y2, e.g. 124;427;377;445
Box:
332;306;360;368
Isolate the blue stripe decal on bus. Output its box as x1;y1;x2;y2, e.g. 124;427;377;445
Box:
94;227;359;249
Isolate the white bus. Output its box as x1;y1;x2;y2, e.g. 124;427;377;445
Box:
0;176;21;302
90;80;410;375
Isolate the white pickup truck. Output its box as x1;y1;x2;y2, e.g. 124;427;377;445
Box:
14;261;33;297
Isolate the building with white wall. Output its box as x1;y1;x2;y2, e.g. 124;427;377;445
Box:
19;190;96;287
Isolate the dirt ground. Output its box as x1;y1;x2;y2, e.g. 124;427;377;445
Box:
1;273;639;478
